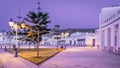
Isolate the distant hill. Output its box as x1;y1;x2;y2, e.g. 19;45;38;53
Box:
59;28;96;34
50;28;97;35
43;28;97;38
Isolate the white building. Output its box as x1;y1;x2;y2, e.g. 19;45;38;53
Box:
0;29;97;48
95;29;100;48
0;32;16;47
69;32;96;46
42;36;56;45
99;6;120;54
42;32;96;47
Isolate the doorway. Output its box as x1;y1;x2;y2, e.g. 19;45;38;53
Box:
92;39;95;47
114;24;119;52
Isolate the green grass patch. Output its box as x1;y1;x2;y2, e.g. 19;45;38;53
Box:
7;48;63;65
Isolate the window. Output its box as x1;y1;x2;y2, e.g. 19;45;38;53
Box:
115;36;117;45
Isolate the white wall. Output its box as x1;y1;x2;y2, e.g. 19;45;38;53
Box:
99;6;120;52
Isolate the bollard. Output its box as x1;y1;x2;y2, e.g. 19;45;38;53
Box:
5;46;7;51
61;46;63;49
14;48;18;57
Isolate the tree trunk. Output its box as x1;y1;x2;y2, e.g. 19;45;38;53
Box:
37;29;40;58
57;39;58;51
29;42;30;49
36;42;40;57
33;42;36;48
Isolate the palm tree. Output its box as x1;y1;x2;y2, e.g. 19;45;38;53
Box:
24;11;50;57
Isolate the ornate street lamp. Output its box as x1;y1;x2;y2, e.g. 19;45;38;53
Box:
61;32;69;49
9;18;19;57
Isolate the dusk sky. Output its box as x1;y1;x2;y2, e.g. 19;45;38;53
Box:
0;0;120;31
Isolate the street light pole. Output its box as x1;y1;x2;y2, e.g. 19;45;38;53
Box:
54;25;60;51
61;32;65;49
17;9;22;50
15;22;18;57
56;36;59;51
64;34;66;50
9;19;18;57
15;23;18;48
61;32;69;50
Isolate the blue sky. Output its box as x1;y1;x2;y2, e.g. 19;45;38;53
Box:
0;0;120;31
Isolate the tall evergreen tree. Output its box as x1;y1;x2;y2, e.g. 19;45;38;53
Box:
24;5;51;58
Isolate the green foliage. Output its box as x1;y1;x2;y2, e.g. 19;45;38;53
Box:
24;10;51;43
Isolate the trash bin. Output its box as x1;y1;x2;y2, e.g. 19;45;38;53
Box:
61;46;63;49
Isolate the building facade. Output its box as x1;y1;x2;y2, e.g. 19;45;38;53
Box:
99;6;120;54
0;29;96;48
41;32;96;47
69;32;95;46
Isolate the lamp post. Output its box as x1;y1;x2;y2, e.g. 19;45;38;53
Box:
9;19;19;57
1;30;5;50
54;25;60;51
61;32;69;49
54;35;61;51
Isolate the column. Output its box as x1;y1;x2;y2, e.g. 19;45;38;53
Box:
119;23;120;47
105;29;107;50
99;29;102;49
111;26;115;52
107;28;111;51
100;30;104;49
118;23;120;53
114;24;119;52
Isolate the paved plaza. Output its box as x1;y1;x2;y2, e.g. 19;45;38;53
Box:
0;46;120;68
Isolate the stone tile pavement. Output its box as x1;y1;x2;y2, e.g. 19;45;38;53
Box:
38;47;120;68
0;46;120;68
